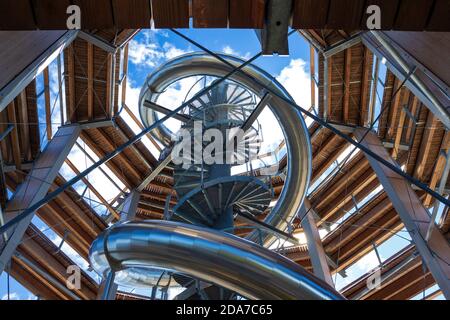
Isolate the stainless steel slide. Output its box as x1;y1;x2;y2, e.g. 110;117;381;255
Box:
90;220;343;300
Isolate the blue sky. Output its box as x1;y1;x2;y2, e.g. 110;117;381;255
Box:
1;29;443;300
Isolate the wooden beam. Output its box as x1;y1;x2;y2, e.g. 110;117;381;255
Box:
343;48;351;123
121;44;129;107
17;91;31;161
360;46;371;126
324;56;332;120
66;44;75;123
87;43;94;120
405;96;419;142
415;111;440;180
424;131;450;207
105;53;112;117
43;67;52;140
387;78;402;138
6;101;21;171
123;104;162;152
308;29;327;47
95;128;143;183
392;91;410;159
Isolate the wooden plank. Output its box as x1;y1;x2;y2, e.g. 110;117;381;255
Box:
359;46;371;126
105;54;112;118
6;102;21;171
292;0;330;29
17;91;31;161
73;0;115;29
112;0;151;28
87;43;94;120
405;96;419;142
424;131;450;207
43;68;52;140
121;45;129;109
415;111;440;180
123;104;162;152
326;56;332;119
152;0;189;28
229;0;265;28
387;78;402;138
394;0;434;31
309;29;328;47
392;91;410;159
327;0;365;30
0;0;35;29
192;0;229;28
31;0;71;29
343;48;352;123
66;44;76;124
427;0;450;31
96;128;143;182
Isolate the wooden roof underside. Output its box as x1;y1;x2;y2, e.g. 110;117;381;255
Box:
0;0;448;31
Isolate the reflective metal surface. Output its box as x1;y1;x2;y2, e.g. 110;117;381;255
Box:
139;53;312;246
90;220;343;300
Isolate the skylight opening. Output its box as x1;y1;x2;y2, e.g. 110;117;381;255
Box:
35;73;48;149
371;61;388;132
410;284;441;300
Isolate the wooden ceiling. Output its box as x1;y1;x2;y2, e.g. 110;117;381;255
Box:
0;26;448;300
0;0;449;31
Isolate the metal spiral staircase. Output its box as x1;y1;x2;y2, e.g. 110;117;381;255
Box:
170;80;270;229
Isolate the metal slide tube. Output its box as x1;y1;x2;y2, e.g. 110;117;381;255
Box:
90;220;343;300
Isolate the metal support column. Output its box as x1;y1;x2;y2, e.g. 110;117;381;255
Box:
97;190;140;300
97;270;117;300
0;125;81;274
299;200;334;286
354;128;450;298
119;190;141;222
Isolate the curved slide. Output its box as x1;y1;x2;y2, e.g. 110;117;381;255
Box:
90;220;343;300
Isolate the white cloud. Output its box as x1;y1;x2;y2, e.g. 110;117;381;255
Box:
128;34;189;68
276;58;315;127
276;58;312;108
128;40;164;68
1;292;20;300
163;42;188;60
222;45;251;59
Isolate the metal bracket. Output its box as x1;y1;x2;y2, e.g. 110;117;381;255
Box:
255;0;292;56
